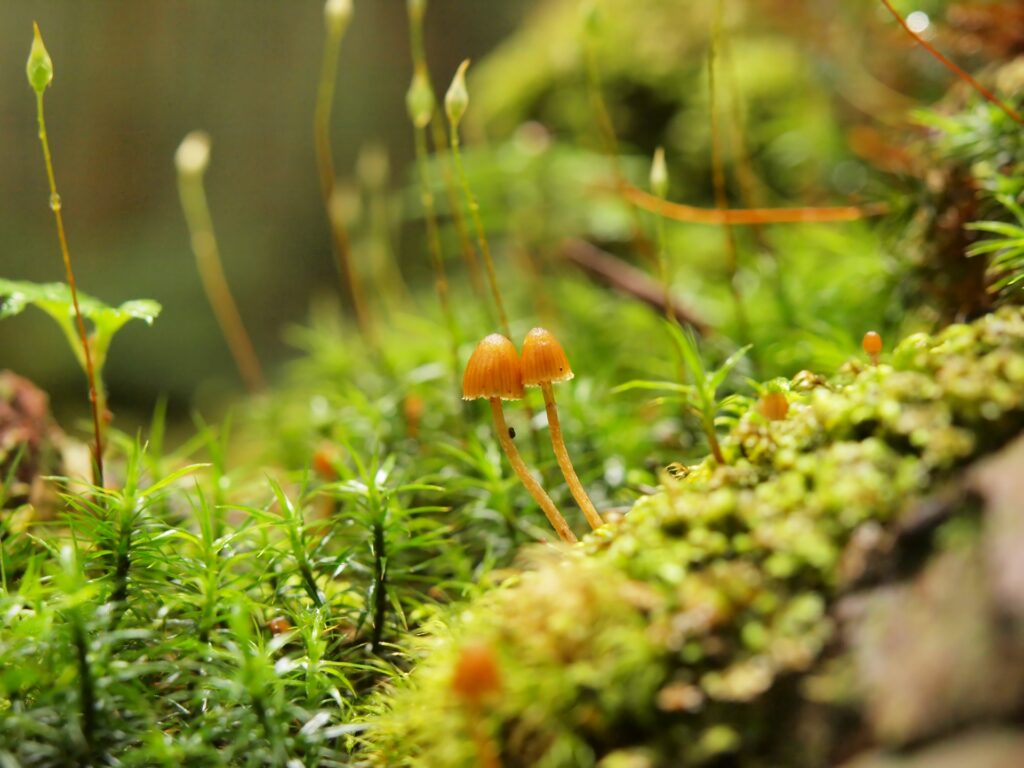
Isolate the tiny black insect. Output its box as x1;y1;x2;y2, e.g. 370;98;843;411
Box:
665;462;689;478
508;427;516;439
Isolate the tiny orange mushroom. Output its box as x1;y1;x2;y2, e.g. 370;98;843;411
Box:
451;641;502;768
862;331;882;366
268;616;292;635
463;334;577;543
521;328;604;531
451;641;502;705
759;391;789;421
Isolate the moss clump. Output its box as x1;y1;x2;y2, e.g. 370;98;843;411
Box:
364;307;1024;767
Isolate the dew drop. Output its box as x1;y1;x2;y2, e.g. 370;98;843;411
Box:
907;11;929;34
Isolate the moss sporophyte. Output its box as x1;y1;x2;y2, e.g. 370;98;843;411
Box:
175;131;264;393
26;22;106;487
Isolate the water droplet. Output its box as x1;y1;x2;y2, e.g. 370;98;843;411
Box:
907;11;930;34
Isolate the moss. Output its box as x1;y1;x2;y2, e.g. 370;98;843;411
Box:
364;308;1024;767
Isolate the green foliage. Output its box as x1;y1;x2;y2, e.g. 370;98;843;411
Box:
967;191;1024;298
4;4;1024;766
914;99;1024;181
0;420;451;764
616;323;750;462
0;278;160;375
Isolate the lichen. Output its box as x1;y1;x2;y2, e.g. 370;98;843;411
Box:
364;307;1024;767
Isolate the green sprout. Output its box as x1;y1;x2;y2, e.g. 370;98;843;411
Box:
616;323;750;464
0;279;161;454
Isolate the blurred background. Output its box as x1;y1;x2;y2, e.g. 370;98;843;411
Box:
2;0;1011;432
0;0;528;424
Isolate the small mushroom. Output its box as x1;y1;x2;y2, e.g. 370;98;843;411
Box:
451;641;501;768
863;331;882;366
267;616;292;636
521;328;603;530
463;334;577;543
451;641;501;705
758;391;789;421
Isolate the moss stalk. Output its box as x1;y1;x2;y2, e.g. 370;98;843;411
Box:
32;82;105;488
314;3;375;342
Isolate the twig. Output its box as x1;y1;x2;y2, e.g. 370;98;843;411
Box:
561;239;708;333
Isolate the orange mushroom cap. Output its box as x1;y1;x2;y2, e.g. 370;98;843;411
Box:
463;334;524;400
451;641;502;704
759;391;789;421
862;331;882;356
521;327;574;386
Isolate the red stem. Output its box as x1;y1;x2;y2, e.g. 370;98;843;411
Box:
879;0;1023;126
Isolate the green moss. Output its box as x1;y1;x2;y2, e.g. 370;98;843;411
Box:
364;307;1024;767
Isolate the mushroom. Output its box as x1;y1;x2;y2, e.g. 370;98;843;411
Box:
463;334;577;543
521;328;604;531
451;641;501;768
758;391;789;421
451;641;501;705
862;331;882;366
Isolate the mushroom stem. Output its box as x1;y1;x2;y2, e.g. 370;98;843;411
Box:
540;382;604;530
465;703;500;768
489;398;577;543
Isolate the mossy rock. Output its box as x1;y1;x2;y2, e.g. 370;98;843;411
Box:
364;307;1024;767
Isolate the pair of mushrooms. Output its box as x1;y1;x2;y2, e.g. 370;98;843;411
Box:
463;328;602;543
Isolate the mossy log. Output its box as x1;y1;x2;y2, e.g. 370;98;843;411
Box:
365;308;1024;767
